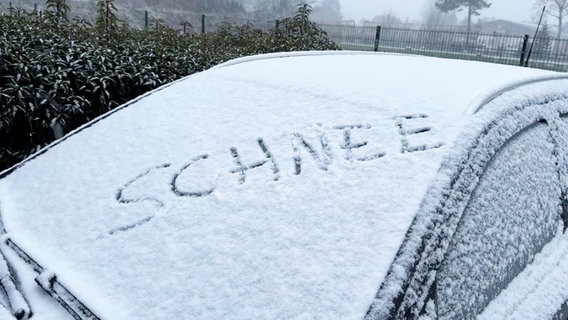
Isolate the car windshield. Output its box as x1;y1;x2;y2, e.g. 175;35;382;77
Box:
0;53;559;319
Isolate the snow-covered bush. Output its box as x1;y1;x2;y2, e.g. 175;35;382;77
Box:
0;4;340;171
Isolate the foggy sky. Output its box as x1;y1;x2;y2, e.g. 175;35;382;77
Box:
338;0;540;24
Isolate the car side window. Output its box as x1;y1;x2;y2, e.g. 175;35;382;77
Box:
554;300;568;320
436;122;562;319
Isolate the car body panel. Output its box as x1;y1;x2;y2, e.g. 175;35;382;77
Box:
0;52;565;319
367;79;568;319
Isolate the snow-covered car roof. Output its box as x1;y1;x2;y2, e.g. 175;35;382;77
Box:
0;51;567;319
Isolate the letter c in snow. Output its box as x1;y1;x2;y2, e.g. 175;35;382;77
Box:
171;154;215;197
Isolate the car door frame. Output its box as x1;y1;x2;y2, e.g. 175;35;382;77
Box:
365;84;568;320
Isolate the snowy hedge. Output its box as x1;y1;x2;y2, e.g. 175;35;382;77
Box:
0;4;340;171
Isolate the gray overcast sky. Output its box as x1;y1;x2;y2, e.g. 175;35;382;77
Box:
338;0;538;24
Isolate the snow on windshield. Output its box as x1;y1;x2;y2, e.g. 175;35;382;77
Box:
0;53;558;319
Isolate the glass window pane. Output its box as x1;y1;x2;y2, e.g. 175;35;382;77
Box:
437;123;562;319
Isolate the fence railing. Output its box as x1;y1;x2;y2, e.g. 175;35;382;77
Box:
0;1;279;32
3;1;568;71
320;24;568;72
131;9;278;32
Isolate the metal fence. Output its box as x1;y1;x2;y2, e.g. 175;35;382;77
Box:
320;24;568;72
124;8;278;32
0;1;278;32
3;1;568;71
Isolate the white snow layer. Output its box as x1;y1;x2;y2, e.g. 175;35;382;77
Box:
480;225;568;320
0;52;561;319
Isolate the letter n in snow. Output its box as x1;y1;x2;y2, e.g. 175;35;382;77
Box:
291;132;332;175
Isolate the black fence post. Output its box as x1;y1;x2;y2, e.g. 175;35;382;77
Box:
520;34;529;67
201;14;206;34
275;19;279;32
144;10;149;29
374;26;382;52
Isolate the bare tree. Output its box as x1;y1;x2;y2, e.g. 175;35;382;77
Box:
423;0;457;27
535;0;568;38
245;0;314;19
435;0;491;37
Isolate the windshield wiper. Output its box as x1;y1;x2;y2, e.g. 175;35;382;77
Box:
0;208;100;320
2;236;101;320
0;244;31;320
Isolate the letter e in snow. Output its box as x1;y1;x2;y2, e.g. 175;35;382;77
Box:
334;124;386;162
395;114;444;153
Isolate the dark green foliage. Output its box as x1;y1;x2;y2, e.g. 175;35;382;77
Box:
45;0;70;24
275;4;341;51
96;0;120;44
0;3;340;171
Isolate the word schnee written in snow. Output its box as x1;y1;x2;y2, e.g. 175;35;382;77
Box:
105;114;443;237
116;113;443;202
